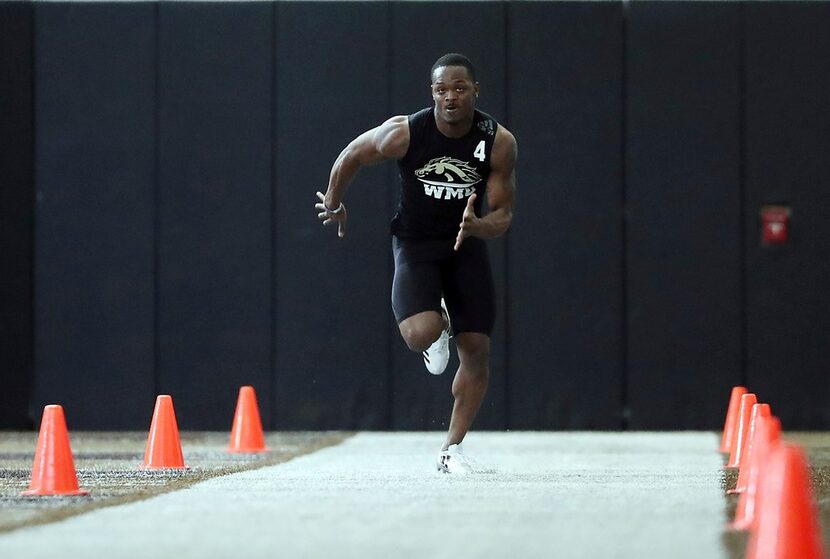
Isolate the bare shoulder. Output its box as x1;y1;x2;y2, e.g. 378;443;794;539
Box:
374;115;410;159
492;124;517;169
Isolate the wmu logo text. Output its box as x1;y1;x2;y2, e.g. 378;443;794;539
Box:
414;157;481;200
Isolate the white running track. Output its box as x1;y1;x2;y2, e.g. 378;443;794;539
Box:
0;432;727;559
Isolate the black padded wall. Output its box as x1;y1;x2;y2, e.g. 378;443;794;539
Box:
16;1;830;431
626;3;742;428
507;2;624;428
273;2;392;429
32;3;156;429
0;2;34;428
745;3;830;428
156;2;273;430
389;1;508;430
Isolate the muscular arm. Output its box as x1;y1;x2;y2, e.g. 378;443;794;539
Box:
322;116;409;210
455;126;517;249
478;126;517;237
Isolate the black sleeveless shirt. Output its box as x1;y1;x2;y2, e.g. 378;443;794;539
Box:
391;107;498;239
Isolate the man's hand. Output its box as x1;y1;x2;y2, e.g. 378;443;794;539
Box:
454;194;479;251
315;191;347;238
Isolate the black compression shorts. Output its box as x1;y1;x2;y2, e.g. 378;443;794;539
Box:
391;236;495;336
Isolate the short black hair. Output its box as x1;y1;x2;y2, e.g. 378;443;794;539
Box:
431;53;476;83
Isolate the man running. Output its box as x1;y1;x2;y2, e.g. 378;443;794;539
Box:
315;53;517;474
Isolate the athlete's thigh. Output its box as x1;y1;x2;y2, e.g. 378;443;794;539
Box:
391;237;443;324
441;238;495;335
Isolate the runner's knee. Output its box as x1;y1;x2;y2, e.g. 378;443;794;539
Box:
456;334;490;368
400;325;440;353
400;321;442;353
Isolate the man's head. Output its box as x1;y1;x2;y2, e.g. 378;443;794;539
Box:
431;53;476;83
430;53;479;127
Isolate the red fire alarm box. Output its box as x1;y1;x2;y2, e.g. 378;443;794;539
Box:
760;204;790;245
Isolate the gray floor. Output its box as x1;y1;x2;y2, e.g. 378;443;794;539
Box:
0;432;728;559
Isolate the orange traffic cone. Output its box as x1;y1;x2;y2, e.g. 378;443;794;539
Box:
726;392;757;469
732;415;781;531
228;386;268;453
22;405;88;496
720;386;748;453
746;443;824;559
729;402;772;494
141;395;186;469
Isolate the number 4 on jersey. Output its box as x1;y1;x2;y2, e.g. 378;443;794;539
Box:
473;140;486;162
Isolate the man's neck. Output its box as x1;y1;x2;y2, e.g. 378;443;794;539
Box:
434;111;474;138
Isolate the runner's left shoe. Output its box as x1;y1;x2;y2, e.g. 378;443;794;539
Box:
436;444;478;475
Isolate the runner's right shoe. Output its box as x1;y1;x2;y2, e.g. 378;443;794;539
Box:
422;299;451;375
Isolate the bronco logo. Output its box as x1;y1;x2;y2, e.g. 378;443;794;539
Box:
415;157;482;187
414;157;481;200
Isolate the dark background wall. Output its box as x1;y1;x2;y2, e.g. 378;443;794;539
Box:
744;2;830;429
2;1;829;431
32;2;156;430
0;2;34;429
508;1;623;429
625;2;743;428
156;3;273;430
273;1;393;429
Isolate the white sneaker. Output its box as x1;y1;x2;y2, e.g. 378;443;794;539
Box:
436;444;476;475
422;300;451;375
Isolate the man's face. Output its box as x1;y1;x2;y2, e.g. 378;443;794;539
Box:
431;65;479;125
